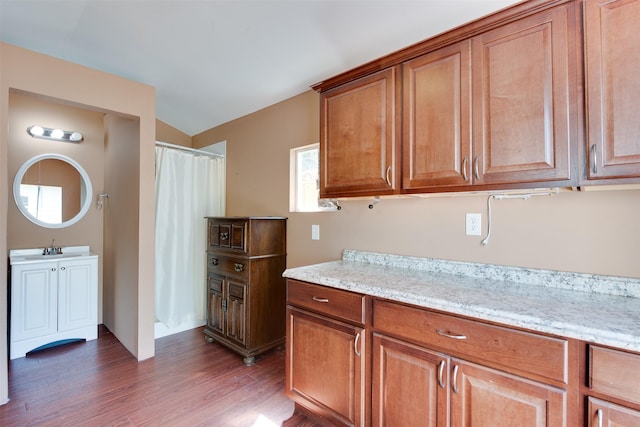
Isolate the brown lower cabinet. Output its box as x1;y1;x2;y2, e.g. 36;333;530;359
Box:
585;345;640;427
286;279;640;426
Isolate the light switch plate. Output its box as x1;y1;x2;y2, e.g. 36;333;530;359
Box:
311;224;320;240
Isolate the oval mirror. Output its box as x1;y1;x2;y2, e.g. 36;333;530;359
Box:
13;153;93;229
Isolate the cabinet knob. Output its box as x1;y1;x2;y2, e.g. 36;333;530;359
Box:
220;232;229;240
60;267;66;271
51;268;56;272
209;258;219;266
234;263;244;272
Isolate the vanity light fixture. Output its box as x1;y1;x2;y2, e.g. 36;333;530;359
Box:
27;125;84;143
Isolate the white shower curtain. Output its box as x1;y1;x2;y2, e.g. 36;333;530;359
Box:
154;146;225;333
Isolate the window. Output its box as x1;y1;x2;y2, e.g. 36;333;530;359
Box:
290;143;336;212
20;184;63;223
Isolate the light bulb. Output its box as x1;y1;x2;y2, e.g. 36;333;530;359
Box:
69;132;83;142
28;125;44;137
50;129;64;139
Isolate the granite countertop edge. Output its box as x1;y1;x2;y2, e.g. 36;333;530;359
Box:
283;250;640;353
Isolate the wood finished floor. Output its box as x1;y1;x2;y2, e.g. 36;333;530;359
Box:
0;326;319;427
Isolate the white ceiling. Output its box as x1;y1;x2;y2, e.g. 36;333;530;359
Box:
1;0;521;136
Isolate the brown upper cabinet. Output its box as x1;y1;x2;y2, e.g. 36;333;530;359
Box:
314;0;592;197
319;67;401;198
583;0;640;183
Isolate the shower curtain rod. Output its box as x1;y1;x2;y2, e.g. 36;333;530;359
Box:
155;141;224;158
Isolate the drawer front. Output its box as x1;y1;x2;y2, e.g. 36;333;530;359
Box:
590;345;640;405
373;299;568;384
207;254;249;279
286;280;365;325
208;219;247;253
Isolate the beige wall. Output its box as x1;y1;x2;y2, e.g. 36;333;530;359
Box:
156;119;191;147
194;90;640;279
1;42;156;404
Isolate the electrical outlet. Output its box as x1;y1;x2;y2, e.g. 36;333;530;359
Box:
466;213;481;236
311;224;320;240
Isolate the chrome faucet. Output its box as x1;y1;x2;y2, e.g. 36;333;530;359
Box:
42;239;62;255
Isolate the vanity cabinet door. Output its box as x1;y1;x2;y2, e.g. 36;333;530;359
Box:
11;262;58;342
58;258;98;332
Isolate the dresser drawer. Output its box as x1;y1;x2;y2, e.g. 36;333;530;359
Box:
208;218;247;253
590;345;640;405
207;254;249;279
286;279;365;325
373;299;568;384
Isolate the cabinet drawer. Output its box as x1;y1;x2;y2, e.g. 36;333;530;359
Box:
286;280;365;325
590;345;640;405
207;254;249;279
208;219;247;253
373;299;568;384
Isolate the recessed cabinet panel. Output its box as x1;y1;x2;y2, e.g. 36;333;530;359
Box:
372;333;449;427
320;67;400;198
450;359;566;427
584;0;640;180
11;263;58;341
287;307;364;426
472;5;573;185
403;40;472;190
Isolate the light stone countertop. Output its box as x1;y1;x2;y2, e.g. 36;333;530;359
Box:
283;250;640;352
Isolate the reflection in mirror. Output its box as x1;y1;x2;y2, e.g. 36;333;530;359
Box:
20;159;81;222
13;154;93;229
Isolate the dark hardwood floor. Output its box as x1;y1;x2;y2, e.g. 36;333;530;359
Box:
0;326;319;427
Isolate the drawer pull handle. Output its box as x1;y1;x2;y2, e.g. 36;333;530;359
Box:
596;408;603;427
220;232;229;240
312;296;329;303
436;329;467;340
209;258;219;266
591;144;598;174
354;332;361;357
385;166;392;186
438;360;445;388
234;263;244;272
452;364;459;394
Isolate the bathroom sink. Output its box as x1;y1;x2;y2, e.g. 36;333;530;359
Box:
20;253;86;260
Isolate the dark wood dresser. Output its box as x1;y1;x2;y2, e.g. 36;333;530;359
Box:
204;216;287;365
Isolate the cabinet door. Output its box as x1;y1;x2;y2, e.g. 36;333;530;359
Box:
206;273;225;336
588;397;640;427
450;359;566;427
286;307;365;426
320;67;400;198
472;4;574;186
11;262;58;341
403;40;472;190
58;259;97;332
372;334;449;427
584;0;640;180
225;279;246;347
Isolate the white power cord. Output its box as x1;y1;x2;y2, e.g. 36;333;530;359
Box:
480;189;559;246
